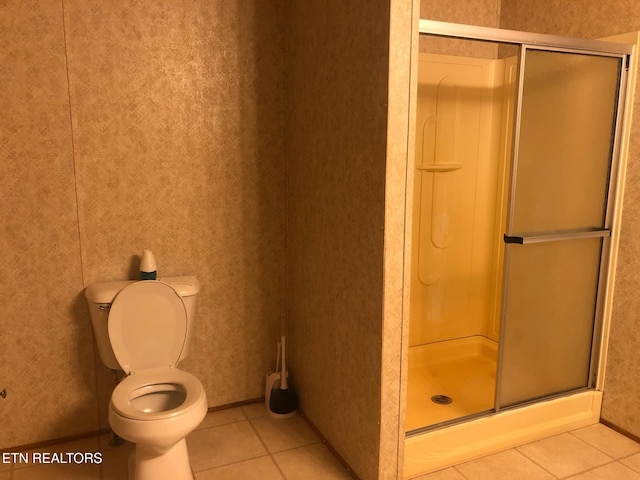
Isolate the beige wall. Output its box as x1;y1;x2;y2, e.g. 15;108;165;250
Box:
420;0;501;57
0;0;285;449
499;1;640;38
285;1;391;478
0;0;93;450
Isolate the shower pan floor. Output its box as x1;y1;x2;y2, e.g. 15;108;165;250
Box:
406;336;498;431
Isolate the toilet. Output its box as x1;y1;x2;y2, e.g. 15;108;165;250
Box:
85;277;207;480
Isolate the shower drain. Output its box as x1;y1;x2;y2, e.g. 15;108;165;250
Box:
431;394;453;405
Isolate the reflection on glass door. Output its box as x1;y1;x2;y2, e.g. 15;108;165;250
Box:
497;48;624;408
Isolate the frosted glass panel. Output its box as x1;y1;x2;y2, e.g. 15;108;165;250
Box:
498;238;602;407
499;48;623;409
512;50;621;234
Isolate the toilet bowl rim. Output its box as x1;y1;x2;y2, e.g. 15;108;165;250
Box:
110;367;205;421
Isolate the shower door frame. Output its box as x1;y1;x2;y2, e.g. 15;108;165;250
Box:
416;19;633;424
497;45;628;411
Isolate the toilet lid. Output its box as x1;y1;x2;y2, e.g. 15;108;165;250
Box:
108;281;187;374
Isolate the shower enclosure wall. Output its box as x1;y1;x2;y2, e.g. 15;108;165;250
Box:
405;21;634;478
407;48;516;430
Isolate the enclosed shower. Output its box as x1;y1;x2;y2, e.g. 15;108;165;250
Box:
405;21;633;477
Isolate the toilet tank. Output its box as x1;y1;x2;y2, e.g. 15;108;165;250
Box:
85;276;201;371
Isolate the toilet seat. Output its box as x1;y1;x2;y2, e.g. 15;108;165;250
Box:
108;281;205;422
108;281;187;374
111;367;205;420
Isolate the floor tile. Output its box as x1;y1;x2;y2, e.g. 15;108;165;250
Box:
11;461;100;480
197;407;246;430
195;455;285;480
455;449;555;480
517;432;612;478
250;414;319;453
187;420;267;472
571;424;640;459
412;467;467;479
242;402;268;418
7;408;640;480
99;440;134;480
273;443;352;480
567;461;640;480
622;453;640;473
242;402;269;419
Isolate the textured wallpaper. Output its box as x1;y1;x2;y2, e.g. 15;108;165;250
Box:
0;0;285;448
0;0;97;448
64;0;287;424
285;2;390;478
419;0;501;58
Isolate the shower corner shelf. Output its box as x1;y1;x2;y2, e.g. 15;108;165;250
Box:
416;163;462;172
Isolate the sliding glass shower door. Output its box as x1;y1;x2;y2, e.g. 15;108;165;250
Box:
497;48;626;408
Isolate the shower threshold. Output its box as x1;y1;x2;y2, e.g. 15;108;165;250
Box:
404;390;602;478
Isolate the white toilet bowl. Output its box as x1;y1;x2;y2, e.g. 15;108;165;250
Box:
109;368;207;479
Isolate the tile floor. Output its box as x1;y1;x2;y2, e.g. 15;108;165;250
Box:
415;423;640;480
0;402;353;480
2;404;640;480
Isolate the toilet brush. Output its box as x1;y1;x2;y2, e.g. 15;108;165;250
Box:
268;334;298;416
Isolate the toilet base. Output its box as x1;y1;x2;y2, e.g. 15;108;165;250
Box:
129;438;194;480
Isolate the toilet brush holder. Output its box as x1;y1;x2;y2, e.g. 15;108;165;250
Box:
265;371;296;419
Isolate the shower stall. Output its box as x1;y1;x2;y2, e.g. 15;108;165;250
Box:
405;21;634;477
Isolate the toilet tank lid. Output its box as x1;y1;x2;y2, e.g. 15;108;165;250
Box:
85;280;135;304
160;276;201;297
85;276;200;304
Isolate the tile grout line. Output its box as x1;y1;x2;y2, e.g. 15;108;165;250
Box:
451;463;473;480
244;414;288;479
567;428;640;463
513;443;568;479
188;408;279;478
192;453;275;478
514;432;624;480
564;429;638;476
562;459;635;479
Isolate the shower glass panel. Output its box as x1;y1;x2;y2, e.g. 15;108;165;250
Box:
499;238;603;406
497;48;624;409
407;37;519;431
509;50;622;234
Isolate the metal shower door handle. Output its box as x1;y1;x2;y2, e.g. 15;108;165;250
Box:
504;229;611;245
